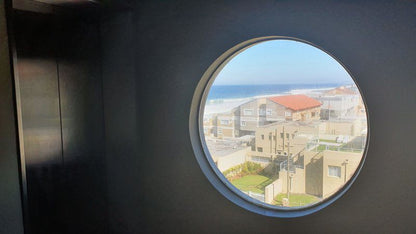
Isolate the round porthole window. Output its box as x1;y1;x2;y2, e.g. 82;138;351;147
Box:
190;37;369;217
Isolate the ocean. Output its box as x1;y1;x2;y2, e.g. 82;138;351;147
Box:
206;83;345;101
204;83;350;115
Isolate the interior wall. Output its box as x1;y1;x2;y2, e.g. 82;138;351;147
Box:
4;0;416;233
114;0;414;233
0;2;24;233
101;11;140;233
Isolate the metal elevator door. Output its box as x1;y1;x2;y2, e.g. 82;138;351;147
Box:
12;10;107;234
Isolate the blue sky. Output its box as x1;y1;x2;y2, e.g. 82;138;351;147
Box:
213;40;353;86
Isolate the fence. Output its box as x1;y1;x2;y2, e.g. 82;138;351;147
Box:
216;148;249;172
243;191;265;203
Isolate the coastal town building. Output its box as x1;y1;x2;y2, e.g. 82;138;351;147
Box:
266;95;322;122
203;115;216;137
207;117;365;204
248;121;320;164
312;86;360;120
214;108;239;139
264;150;362;203
209;94;323;139
318;119;363;138
203;83;367;207
238;98;267;135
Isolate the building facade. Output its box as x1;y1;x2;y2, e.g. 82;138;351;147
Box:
266;95;322;122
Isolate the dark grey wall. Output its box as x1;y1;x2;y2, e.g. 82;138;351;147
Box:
101;11;140;233
114;0;415;233
0;2;24;234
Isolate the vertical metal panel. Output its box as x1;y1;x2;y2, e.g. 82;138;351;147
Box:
12;10;108;233
57;17;108;233
12;12;64;234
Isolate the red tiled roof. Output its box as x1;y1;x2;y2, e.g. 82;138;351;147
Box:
268;95;322;111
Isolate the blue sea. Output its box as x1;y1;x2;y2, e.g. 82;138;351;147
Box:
206;83;345;101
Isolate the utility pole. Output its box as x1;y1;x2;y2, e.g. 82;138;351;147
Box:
282;126;285;153
287;140;290;202
343;159;349;183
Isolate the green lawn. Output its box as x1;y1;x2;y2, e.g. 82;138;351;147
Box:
231;175;273;194
317;145;340;151
317;144;363;153
340;147;364;153
319;139;337;143
274;193;320;207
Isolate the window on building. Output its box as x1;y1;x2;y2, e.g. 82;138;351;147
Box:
244;109;253;116
220;119;229;125
328;166;341;178
196;38;368;215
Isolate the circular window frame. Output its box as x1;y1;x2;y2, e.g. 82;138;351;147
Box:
189;36;370;217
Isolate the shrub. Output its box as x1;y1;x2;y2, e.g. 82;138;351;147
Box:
223;161;263;180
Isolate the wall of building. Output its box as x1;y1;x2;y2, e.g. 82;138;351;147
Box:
318;119;363;137
216;113;236;138
240;99;264;131
278;167;305;194
265;99;288;121
305;151;324;197
291;107;321;121
322;151;361;198
254;123;317;157
266;100;321;122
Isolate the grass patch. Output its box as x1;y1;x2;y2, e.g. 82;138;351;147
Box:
340;148;363;153
317;145;340;151
319;139;337;143
317;144;363;153
231;175;273;194
274;193;320;207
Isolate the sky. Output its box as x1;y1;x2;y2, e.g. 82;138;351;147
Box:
213;40;354;86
